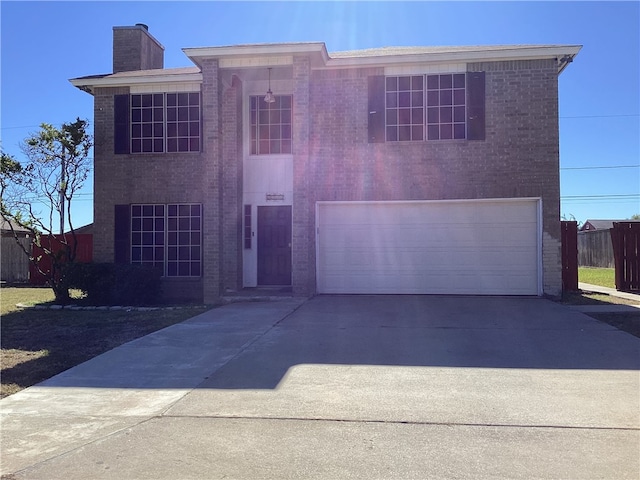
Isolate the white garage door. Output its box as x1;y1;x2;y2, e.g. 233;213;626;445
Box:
316;199;540;295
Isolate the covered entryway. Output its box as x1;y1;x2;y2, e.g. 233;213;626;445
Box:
316;199;540;295
258;206;292;286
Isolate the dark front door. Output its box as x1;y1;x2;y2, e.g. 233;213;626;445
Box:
257;206;292;285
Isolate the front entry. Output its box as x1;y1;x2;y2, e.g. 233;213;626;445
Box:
257;206;292;285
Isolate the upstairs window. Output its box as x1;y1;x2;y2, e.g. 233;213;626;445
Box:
385;74;465;141
250;95;292;155
426;74;467;140
115;92;201;154
131;94;165;153
386;75;424;142
368;72;485;143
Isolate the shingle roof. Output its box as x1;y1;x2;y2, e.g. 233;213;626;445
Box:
71;42;581;91
108;66;200;78
329;44;570;58
75;66;200;82
1;218;30;233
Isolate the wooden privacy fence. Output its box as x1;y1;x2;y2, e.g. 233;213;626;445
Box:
29;234;93;285
578;230;615;268
1;235;31;283
561;221;578;292
611;222;639;292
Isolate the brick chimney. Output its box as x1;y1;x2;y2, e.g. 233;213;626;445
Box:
113;24;164;73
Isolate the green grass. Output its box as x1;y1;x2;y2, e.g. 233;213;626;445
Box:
578;267;616;289
0;287;84;315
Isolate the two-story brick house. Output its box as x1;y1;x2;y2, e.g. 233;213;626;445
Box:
71;24;580;303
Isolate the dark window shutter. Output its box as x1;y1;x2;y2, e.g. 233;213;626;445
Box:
114;95;130;154
114;204;130;264
467;72;485;141
368;76;385;143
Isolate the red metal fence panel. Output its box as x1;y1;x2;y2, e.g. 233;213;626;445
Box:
611;222;640;292
29;234;93;285
560;221;578;292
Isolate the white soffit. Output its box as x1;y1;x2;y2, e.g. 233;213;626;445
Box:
183;42;330;69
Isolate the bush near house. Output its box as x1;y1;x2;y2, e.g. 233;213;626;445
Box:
65;262;162;305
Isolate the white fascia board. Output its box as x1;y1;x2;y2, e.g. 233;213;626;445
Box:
70;72;203;92
322;45;582;71
183;43;330;68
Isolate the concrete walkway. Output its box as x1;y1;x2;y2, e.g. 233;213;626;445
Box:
1;295;639;479
579;281;640;302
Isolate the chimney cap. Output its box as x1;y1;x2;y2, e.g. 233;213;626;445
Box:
135;23;149;31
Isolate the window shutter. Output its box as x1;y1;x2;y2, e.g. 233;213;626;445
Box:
467;72;485;141
114;204;130;264
368;76;385;143
114;95;130;154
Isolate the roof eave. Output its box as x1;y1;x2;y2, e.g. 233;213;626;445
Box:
324;45;582;73
70;71;203;95
183;42;330;69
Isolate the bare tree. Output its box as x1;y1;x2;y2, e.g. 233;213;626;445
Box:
1;118;92;303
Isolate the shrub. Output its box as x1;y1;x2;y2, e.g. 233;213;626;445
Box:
65;262;162;305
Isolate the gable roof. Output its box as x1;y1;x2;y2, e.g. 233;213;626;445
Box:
71;42;581;93
68;223;94;235
1;218;30;234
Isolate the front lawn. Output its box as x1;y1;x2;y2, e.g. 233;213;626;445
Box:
578;267;615;289
0;287;211;398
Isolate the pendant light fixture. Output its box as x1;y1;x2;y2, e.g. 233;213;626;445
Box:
264;67;276;104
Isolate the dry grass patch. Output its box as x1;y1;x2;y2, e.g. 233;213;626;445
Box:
1;286;211;398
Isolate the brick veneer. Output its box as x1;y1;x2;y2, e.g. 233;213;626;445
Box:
292;56;313;295
200;59;222;304
92;54;564;301
113;26;164;73
93;84;209;302
221;76;243;293
305;59;562;296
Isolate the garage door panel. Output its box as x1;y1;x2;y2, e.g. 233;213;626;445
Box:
322;245;537;270
317;200;540;295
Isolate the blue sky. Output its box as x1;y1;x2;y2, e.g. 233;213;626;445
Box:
1;1;638;229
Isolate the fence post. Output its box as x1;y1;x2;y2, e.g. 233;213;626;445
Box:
561;221;578;292
611;222;640;292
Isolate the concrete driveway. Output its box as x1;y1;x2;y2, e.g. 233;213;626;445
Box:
2;295;639;479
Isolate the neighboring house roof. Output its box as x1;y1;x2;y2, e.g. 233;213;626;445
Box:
71;43;581;93
580;219;639;231
67;223;94;235
1;218;30;236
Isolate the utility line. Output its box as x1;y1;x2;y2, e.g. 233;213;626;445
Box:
559;114;639;119
561;194;639;199
560;165;639;170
